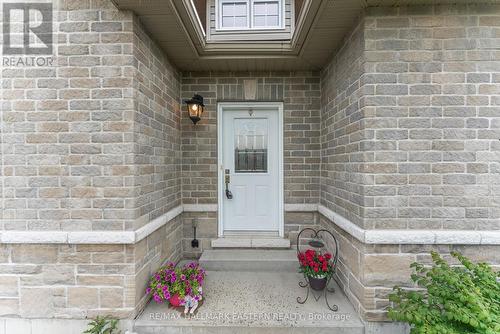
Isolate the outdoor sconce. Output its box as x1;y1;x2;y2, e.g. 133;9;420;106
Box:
184;94;205;124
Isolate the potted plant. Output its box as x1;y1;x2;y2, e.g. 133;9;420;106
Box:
146;261;205;308
297;249;334;291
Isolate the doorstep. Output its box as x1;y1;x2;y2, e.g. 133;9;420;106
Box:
199;249;297;272
211;237;291;249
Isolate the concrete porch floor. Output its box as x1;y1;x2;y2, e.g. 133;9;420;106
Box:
133;253;364;334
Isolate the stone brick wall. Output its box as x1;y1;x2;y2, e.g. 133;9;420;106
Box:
181;210;318;258
361;4;500;230
319;4;500;322
1;1;181;232
179;72;321;257
0;243;135;318
131;18;182;229
0;0;183;319
180;72;321;206
2;0;136;232
0;216;181;318
128;14;183;317
320;20;367;228
320;213;500;321
321;4;500;230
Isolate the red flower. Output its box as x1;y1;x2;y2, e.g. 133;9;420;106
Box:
318;255;324;262
325;253;332;260
313;267;319;272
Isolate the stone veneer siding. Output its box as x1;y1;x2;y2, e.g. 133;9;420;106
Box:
321;4;500;230
0;0;499;325
320;21;366;228
0;0;182;318
180;72;321;206
181;211;318;258
320;4;500;321
320;214;500;322
0;219;181;318
1;1;181;232
132;16;182;229
179;72;321;257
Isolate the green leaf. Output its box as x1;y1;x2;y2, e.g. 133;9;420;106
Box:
388;251;500;334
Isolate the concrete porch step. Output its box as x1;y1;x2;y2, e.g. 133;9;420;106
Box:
133;271;364;334
199;249;298;272
211;237;291;249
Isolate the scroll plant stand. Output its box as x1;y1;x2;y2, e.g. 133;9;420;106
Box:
296;228;339;311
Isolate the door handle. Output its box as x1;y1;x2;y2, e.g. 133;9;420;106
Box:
224;169;233;199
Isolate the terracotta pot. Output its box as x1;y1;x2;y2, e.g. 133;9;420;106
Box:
169;294;183;307
308;275;327;291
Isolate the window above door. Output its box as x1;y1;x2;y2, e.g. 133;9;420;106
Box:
217;0;284;31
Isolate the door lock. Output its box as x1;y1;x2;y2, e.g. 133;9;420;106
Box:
224;169;233;199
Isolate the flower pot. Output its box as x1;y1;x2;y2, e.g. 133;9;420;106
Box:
308;275;327;291
169;294;183;307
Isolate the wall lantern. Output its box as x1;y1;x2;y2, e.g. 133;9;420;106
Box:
184;94;205;124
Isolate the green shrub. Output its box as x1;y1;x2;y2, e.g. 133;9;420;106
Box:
388;251;500;334
83;316;120;334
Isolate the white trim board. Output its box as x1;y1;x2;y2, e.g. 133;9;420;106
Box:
1;203;499;245
318;204;500;246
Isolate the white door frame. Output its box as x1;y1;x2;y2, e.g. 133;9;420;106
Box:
217;102;284;238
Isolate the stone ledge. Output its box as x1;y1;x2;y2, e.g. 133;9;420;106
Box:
182;204;218;212
284;203;318;211
1;204;499;245
319;204;500;246
0;205;184;245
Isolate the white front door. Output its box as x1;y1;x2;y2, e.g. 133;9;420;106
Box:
218;103;283;236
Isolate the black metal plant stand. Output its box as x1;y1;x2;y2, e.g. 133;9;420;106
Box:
296;228;339;311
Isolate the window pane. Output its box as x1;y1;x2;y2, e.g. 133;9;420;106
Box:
222;17;234;27
267;2;278;15
234;119;268;173
221;2;248;28
222;3;234;15
254;3;266;15
234;3;247;16
266;15;278;26
234;16;247;27
254;16;266;27
252;1;280;27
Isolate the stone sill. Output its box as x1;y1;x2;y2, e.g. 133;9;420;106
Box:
1;204;499;245
318;205;500;246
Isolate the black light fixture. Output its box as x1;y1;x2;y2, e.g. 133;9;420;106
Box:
184;94;205;124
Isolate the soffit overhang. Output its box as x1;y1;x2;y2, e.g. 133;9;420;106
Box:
112;0;500;71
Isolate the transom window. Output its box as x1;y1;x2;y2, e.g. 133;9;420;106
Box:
218;0;283;30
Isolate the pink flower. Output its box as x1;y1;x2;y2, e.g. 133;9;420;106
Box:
153;294;162;303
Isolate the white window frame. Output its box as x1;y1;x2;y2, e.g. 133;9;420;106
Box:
218;0;250;30
216;0;285;31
